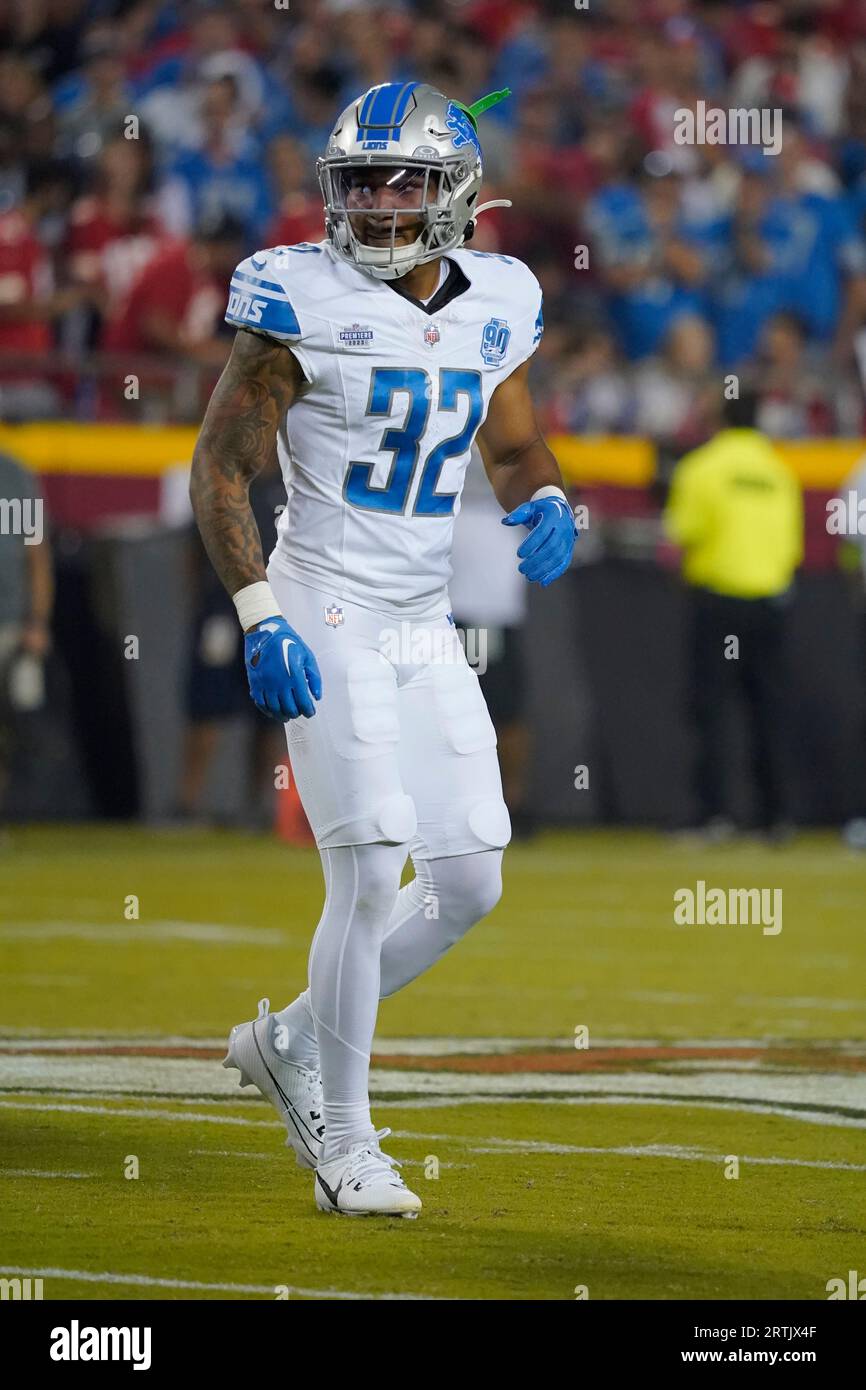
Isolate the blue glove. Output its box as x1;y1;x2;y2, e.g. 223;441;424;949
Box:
502;494;578;586
244;617;322;721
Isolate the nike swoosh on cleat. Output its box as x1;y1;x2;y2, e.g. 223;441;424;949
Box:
316;1173;343;1209
251;1017;319;1161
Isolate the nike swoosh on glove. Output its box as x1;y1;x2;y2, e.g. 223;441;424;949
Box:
502;495;578;586
244;618;323;720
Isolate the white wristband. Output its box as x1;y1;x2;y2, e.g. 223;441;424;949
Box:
232;581;281;632
531;485;569;505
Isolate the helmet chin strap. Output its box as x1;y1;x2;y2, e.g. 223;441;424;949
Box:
354;198;514;279
348;195;513;281
354;234;426;280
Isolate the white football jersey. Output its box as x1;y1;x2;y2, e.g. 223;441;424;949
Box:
224;239;543;617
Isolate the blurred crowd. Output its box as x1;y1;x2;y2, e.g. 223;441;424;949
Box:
7;0;866;832
4;0;866;436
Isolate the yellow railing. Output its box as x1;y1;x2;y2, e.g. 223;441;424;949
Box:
1;424;863;487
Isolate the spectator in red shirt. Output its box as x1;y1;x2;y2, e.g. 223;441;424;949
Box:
66;129;164;323
502;88;589;262
99;209;243;417
103;210;243;363
756;311;861;438
263;134;323;249
0;159;85;417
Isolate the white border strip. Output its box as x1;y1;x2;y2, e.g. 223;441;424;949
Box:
0;1266;440;1301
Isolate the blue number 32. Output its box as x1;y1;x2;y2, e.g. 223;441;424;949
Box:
345;368;483;516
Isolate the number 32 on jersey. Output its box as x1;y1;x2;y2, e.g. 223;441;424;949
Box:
344;367;483;517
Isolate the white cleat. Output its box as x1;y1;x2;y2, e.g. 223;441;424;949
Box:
222;997;324;1170
314;1128;422;1218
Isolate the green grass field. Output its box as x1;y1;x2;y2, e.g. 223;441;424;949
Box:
1;826;865;1300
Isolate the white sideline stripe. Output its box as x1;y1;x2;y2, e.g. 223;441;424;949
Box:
0;1099;859;1172
625;990;866;1013
0;1266;437;1301
0;922;293;946
3;1053;865;1116
189;1149;277;1160
0;975;85;989
0;1034;578;1054
3;1032;865;1055
389;1133;866;1172
377;1094;866;1127
0;1098;276;1127
0;1168;95;1179
3;1091;866;1137
186;1147;468;1171
737;995;866;1013
0;1037;232;1051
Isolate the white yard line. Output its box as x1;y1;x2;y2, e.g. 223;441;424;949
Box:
3;1092;866;1148
0;922;295;946
391;1133;866;1171
188;1149;278;1160
4;1052;863;1115
0;1034;233;1049
0;1266;439;1301
0;1168;95;1179
375;1094;866;1127
0;1034;573;1053
0;1098;276;1126
3;1033;865;1054
736;995;866;1012
0;976;86;989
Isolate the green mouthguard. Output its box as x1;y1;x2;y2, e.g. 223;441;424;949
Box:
456;88;513;129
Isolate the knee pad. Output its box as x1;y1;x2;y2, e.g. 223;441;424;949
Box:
317;792;417;849
465;797;512;853
413;796;512;859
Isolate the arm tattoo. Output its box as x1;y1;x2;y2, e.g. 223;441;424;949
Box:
190;329;300;597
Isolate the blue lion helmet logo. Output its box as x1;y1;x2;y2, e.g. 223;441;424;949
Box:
444;102;482;160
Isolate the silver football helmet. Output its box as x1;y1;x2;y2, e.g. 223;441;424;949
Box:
317;81;509;281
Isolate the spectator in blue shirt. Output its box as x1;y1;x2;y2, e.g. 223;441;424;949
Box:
158;75;271;242
764;129;866;340
586;171;711;359
708;170;788;367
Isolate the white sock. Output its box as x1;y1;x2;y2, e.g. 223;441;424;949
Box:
307;841;406;1162
275;849;503;1079
378;850;503;997
271;989;318;1070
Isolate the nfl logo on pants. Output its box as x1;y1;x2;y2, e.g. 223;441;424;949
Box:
324;604;344;627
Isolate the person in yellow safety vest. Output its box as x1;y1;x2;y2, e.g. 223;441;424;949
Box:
663;387;804;841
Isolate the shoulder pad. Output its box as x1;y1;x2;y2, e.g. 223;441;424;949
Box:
225;243;327;341
456;248;542;317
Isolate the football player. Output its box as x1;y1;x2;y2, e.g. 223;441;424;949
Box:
190;82;578;1217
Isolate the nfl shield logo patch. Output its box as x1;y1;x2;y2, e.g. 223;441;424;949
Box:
324;604;344;627
423;323;440;347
